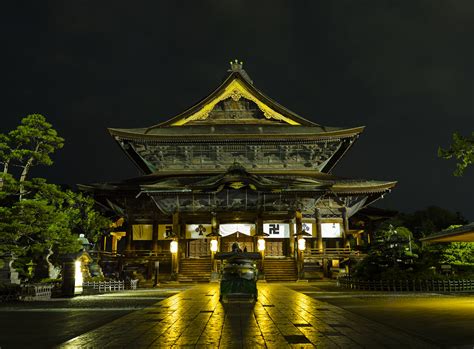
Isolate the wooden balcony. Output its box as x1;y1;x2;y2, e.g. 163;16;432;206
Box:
305;247;366;260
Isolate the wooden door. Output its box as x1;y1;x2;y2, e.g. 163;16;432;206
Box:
189;239;209;258
265;241;283;257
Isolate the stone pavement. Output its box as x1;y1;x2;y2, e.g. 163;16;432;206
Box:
58;283;437;348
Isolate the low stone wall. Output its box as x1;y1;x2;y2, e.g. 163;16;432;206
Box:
338;277;474;292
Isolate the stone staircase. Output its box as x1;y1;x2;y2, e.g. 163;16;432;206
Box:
263;258;297;282
178;258;212;283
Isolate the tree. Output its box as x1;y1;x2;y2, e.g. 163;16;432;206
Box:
395;206;467;239
353;224;418;279
0;114;109;280
439;131;474;176
2;114;64;199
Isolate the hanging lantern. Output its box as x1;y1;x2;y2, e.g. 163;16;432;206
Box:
257;238;266;252
210;239;218;252
298;237;306;251
170;240;178;254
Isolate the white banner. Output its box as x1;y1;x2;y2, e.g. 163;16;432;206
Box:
132;224;153;240
263;223;290;238
186;224;212;239
321;223;342;238
219;224;253;237
293;222;314;237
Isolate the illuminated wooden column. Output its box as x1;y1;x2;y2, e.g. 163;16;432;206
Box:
289;222;295;258
315;208;323;251
255;213;265;275
152;222;159;253
125;224;133;252
342;208;350;248
355;231;363;246
172;211;180;274
295;210;304;278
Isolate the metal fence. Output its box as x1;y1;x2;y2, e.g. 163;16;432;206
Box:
337;277;474;292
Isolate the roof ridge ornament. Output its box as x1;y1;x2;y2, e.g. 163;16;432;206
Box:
228;59;253;85
229;59;243;72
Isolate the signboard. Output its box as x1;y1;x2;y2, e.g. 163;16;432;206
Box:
158;225;173;240
321;223;342;238
132;224;153;240
186;224;212;239
263;223;290;238
219;224;253;237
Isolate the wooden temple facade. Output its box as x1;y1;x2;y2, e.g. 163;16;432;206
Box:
80;61;396;282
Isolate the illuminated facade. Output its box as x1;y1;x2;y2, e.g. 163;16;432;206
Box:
81;61;396;281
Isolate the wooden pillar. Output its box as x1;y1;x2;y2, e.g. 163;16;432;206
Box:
356;232;362;247
315;208;323;251
172;212;180;274
125;224;133;252
152;222;159;254
289;222;295;258
295;210;304;279
342;208;350;248
111;235;118;253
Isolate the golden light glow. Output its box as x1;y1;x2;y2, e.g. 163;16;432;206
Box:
298;238;306;251
332;259;340;268
171;79;301;126
170;240;178;254
210;239;218;252
257;238;266;251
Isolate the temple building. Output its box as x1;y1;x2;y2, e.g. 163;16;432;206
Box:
80;61;396;282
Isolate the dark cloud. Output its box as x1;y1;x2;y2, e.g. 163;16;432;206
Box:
3;0;474;219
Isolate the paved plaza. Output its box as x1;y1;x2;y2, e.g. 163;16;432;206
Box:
1;282;473;348
59;284;437;348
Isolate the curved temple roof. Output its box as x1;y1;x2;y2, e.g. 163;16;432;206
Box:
108;62;365;140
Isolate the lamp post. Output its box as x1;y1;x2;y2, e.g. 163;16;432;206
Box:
255;232;268;279
294;231;311;279
170;239;178;278
207;231;221;276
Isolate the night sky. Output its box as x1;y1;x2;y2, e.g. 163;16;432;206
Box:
3;1;474;220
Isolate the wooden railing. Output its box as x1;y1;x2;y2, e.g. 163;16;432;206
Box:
305;248;365;259
91;250;172;259
338;276;474;292
123;250;172;259
82;280;138;292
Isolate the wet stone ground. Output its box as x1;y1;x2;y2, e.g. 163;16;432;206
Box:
1;282;473;348
59;284;436;348
0;286;190;348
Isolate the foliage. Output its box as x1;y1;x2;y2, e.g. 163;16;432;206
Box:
0;114;109;280
438;131;474;176
0;283;21;295
352;225;418;280
3;114;64;176
388;206;467;239
422;242;474;266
